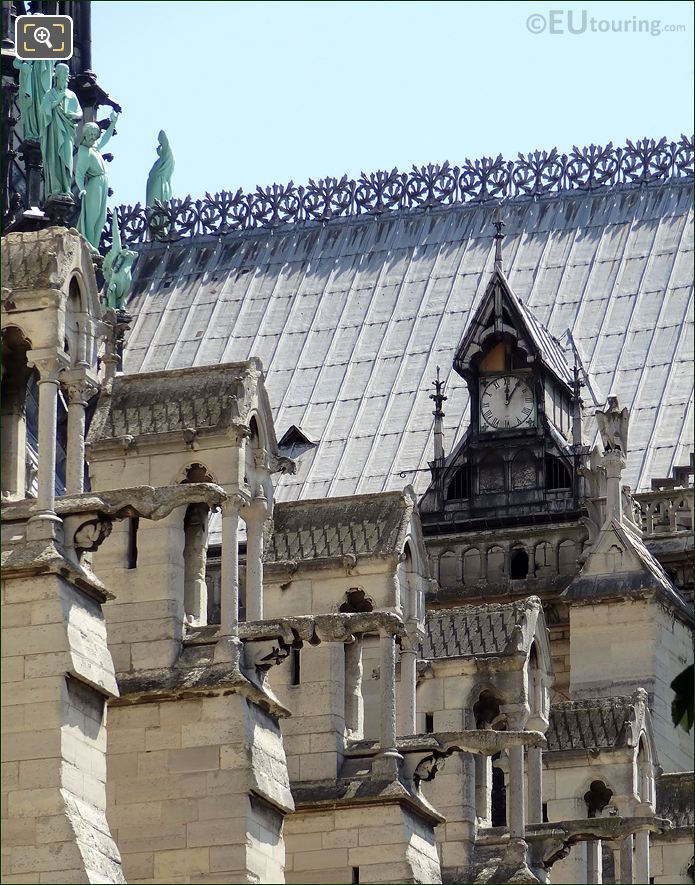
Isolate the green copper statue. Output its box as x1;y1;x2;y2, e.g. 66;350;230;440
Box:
13;59;54;141
75;111;119;251
103;215;137;310
146;130;175;207
39;62;82;197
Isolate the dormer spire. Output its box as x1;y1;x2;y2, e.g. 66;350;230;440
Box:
430;366;447;463
493;203;505;271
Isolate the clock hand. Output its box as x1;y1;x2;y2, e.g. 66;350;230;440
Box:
504;377;510;405
508;378;523;402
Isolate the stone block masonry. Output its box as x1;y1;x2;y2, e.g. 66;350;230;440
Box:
106;691;293;883
1;573;124;884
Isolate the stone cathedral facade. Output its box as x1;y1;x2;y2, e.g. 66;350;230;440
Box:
1;4;694;885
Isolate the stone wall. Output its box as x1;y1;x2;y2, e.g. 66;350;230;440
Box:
106;692;292;883
269;641;347;782
284;805;441;884
263;564;399;620
1;573;123;884
650;833;694;885
93;514;186;673
569;600;694;772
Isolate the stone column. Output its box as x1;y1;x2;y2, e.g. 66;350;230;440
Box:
183;503;209;625
634;831;649;884
504;709;528;840
507;744;526;838
603;452;625;527
475;753;492;824
587;839;602;884
527;745;543;824
0;369;30;499
26;353;64;524
380;630;398;753
619;834;634;884
102;349;119;382
344;636;364;738
63;371;95;495
219;496;242;637
244;492;268;621
373;629;402;779
503;542;512;579
527;544;536;577
398;632;418;736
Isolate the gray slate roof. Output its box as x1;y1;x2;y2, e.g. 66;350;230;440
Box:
515;294;575;387
421;599;536;659
547;696;639;752
656;771;694;829
564;518;693;623
88;362;254;444
265;489;415;565
123;179;694;498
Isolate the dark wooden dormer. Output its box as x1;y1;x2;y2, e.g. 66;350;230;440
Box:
420;268;583;531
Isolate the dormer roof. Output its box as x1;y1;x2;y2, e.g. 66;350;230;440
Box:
453;267;575;390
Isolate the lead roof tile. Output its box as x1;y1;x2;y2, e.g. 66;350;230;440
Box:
123;181;694;499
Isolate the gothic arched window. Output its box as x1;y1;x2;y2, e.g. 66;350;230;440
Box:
487;546;505;581
558;539;577;574
479;454;505;494
447;464;472;500
535;541;553;574
510;548;529;579
439;550;459;587
511;450;537;490
463;547;482;584
545;455;571;490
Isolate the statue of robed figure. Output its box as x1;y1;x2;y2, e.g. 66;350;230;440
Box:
103;214;138;310
75;111;119;251
146;130;175;207
39;63;82;197
13;58;54;141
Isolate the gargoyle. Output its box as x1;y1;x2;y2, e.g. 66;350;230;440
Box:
74;518;112;553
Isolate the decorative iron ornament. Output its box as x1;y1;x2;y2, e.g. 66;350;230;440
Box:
102;135;694;251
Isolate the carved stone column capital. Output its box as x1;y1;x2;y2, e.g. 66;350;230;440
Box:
220;492;248;518
62;372;98;406
27;350;69;384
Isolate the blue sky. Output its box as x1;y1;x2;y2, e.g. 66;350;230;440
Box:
92;0;694;208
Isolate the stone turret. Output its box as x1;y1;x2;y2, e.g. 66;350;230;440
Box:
1;227;124;883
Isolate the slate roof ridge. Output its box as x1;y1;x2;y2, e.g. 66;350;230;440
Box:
426;596;543;620
421;596;544;660
551;693;642;712
609;517;692;617
273;487;415;511
656;771;694;829
112;359;261;383
546;690;650;752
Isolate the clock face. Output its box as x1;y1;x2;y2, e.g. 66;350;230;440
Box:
480;375;535;430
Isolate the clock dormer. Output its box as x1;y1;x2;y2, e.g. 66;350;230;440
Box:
420;263;584;529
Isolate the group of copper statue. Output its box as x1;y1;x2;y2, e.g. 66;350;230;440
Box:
12;58;174;310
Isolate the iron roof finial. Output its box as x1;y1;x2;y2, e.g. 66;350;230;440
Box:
493;202;505;271
430;366;447;463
